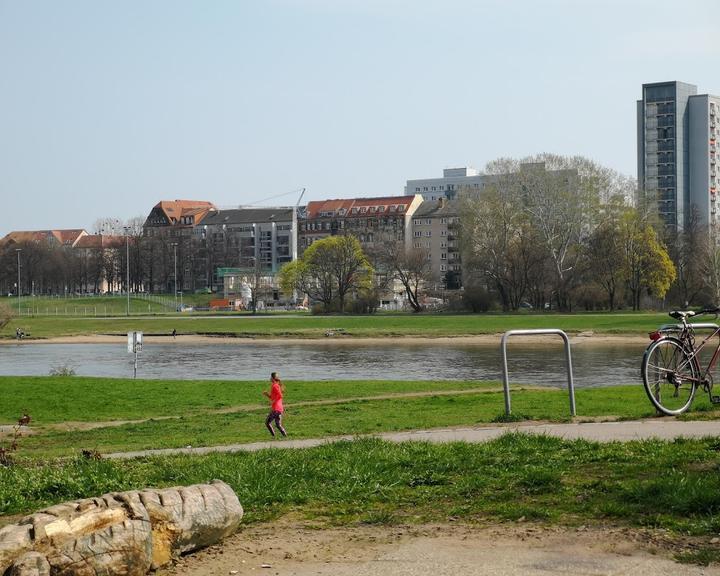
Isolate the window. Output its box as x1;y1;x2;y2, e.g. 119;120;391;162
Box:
351;208;358;214
398;206;405;212
440;218;447;224
360;207;367;213
441;253;447;260
425;219;431;225
415;187;420;192
414;219;422;225
441;229;447;236
440;241;447;248
390;205;397;211
424;230;431;237
414;231;422;237
414;242;421;248
379;206;386;212
440;264;447;272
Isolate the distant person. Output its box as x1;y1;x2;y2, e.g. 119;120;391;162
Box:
263;372;287;438
171;328;177;340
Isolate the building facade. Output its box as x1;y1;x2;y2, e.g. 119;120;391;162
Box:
637;81;720;231
405;167;484;201
411;199;462;289
197;207;295;292
300;195;424;253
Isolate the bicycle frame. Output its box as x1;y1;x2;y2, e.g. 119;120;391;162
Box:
658;321;720;388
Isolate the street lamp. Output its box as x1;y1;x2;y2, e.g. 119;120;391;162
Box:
123;227;130;317
171;242;178;311
15;249;21;314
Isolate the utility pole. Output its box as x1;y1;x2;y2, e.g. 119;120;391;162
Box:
124;227;130;316
172;242;178;311
15;249;21;314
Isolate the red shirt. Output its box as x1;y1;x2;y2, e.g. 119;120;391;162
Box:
269;381;284;412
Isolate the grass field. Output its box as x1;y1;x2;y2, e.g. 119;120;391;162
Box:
1;310;679;340
2;435;720;544
2;376;718;459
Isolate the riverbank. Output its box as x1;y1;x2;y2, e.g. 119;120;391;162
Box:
0;311;674;341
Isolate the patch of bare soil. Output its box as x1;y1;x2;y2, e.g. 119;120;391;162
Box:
159;520;720;576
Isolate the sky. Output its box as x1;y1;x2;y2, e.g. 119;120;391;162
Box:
1;0;719;236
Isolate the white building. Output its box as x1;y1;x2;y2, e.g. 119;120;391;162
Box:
405;167;485;201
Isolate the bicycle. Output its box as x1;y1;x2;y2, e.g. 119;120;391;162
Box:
641;307;720;415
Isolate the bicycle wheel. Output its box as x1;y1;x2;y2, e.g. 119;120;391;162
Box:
641;337;698;415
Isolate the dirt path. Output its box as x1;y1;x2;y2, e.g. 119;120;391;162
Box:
159;521;719;576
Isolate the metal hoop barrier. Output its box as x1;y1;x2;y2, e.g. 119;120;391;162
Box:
500;329;576;417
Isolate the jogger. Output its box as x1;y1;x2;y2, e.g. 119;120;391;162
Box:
263;372;287;437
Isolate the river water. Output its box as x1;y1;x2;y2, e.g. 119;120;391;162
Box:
0;340;648;387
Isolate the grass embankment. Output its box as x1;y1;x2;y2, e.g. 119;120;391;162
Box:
2;311;673;340
2;376;717;459
2;435;720;546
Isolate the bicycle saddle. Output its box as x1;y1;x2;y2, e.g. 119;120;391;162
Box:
669;310;696;320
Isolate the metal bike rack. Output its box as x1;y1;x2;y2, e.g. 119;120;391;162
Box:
501;329;576;417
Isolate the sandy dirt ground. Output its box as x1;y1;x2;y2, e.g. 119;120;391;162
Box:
159;521;720;576
0;333;648;346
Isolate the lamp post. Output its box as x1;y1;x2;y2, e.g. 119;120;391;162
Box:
15;249;21;314
123;227;130;316
171;243;178;311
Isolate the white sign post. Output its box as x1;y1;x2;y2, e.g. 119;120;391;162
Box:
127;331;143;378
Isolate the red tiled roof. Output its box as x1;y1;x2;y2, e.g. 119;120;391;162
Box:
50;229;87;245
2;229;88;246
151;200;216;226
306;196;417;219
74;235;126;249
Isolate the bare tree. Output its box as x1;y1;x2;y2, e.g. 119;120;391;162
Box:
371;237;432;312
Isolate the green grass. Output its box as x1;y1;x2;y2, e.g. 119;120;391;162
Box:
3;435;720;538
1;311;678;340
0;377;495;424
3;375;717;459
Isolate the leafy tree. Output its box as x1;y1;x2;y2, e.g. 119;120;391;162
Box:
620;210;676;310
279;236;372;312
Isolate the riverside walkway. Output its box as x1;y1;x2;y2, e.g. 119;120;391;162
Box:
106;418;720;459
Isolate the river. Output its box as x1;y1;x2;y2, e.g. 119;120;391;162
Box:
0;340;649;387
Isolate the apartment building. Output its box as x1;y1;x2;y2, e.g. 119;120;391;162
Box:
197;207;295;274
406;164;579;203
411;198;462;289
300;195;424;252
405;167;483;201
637;81;720;231
143;200;216;238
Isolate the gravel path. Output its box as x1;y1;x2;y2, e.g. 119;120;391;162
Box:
106;418;720;459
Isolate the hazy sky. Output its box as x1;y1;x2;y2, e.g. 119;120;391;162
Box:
1;0;719;236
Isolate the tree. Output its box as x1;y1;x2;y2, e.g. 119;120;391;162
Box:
583;199;627;310
279;236;373;312
0;301;15;331
370;237;432;312
459;181;539;311
666;208;709;307
620;210;676;310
